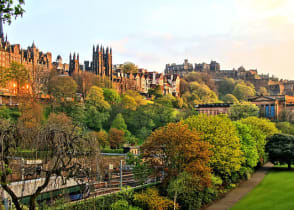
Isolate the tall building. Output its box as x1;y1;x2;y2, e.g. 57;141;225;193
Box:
84;45;112;80
0;15;52;71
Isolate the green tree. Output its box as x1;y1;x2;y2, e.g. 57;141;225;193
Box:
85;105;109;130
232;83;256;100
122;62;138;73
148;85;163;98
103;88;121;104
276;122;294;135
186;81;219;105
85;86;110;111
0;0;25;24
155;94;176;108
229;101;259;120
184;114;244;180
266;134;294;169
222;94;239;104
234;122;259;170
111;113;127;131
48;75;77;99
218;78;235;97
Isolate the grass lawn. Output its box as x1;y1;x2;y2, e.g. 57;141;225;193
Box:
231;167;294;210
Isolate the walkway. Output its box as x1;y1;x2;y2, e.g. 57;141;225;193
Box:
205;162;273;210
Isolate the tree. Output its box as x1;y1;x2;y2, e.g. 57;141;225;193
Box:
229;101;259;120
103;88;121;104
48;75;77;99
134;188;176;210
276;122;294;135
108;128;125;149
111;113;127;131
186;81;219;105
0;0;25;24
85;86;110;112
232;83;256;101
122;62;138;73
234;122;259;170
218;78;235;97
122;95;137;111
72;71;100;97
239;117;279;163
184;72;216;92
148;85;163;98
258;87;268;96
85;105;109;131
222;94;238;104
141;122;212;186
184;114;244;180
266;134;294;169
0;113;98;210
155;94;176;108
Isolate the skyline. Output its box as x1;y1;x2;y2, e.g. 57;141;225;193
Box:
4;0;294;79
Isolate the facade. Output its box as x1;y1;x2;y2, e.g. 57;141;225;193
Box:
195;103;232;115
248;95;294;120
84;45;112;80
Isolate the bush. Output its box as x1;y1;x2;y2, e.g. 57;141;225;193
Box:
101;148;124;154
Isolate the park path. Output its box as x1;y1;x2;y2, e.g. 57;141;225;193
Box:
205;162;273;210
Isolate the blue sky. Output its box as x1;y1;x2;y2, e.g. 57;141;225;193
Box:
4;0;294;78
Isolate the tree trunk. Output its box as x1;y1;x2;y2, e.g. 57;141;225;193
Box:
173;190;177;210
1;184;22;210
29;172;51;210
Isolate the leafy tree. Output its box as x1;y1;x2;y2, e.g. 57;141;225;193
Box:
222;94;238;104
232;82;256;100
155;94;176;108
72;71;100;97
134;188;176;210
87;130;108;148
229;101;259;120
218;78;235;97
48;75;77;99
110;200;129;210
122;62;138;73
173;97;184;109
239;117;279;163
258;87;269;96
142;122;212;185
0;106;20;121
184;72;216;92
184;114;244;180
103;88;121;104
108;128;125;149
85;86;110;111
111;113;127;131
148;85;163;98
122;95;137;110
276;122;294;135
266;134;294;169
234;122;259;170
85;105;109;130
0;0;25;24
239;117;279;138
180;79;189;95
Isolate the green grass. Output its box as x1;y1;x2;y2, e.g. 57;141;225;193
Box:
231;168;294;210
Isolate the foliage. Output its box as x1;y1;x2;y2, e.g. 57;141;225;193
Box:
48;75;77;99
134;188;176;210
111;113;127;131
184;114;244;180
122;95;138;111
184;72;216;92
229;101;259;120
276;122;294;135
0;0;25;24
85;86;110;112
0;106;20;121
258;87;269;96
222;94;238;104
266;134;294;169
108;128;125;149
85;105;110;130
110;199;129;210
126;153;151;185
154;94;176;108
218;78;235;97
239;117;279;138
232;82;256;100
142;122;212;186
148;85;163;98
103;88;121;104
234;122;259;170
122;62;138;73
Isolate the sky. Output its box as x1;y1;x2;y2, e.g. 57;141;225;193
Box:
4;0;294;79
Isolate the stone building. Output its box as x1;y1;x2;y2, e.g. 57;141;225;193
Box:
195;103;232;115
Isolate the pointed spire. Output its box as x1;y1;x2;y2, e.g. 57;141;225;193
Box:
0;13;4;41
93;45;95;52
96;44;99;52
110;47;112;54
69;52;72;61
5;33;7;42
106;46;109;54
73;52;76;60
32;40;36;48
77;53;79;61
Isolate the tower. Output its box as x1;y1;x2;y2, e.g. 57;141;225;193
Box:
69;52;80;75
